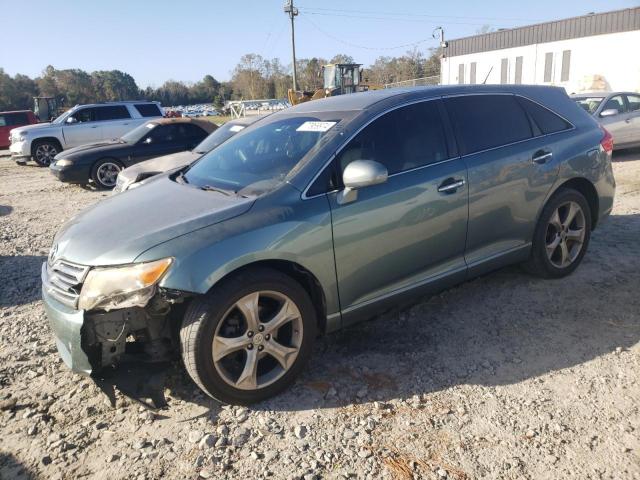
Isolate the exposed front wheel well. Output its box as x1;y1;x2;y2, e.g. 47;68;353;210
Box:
550;178;599;229
207;260;328;335
31;137;63;153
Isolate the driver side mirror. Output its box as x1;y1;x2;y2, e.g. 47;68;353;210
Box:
600;109;619;118
338;160;388;205
66;116;78;124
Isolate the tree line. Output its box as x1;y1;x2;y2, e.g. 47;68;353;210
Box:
0;49;440;111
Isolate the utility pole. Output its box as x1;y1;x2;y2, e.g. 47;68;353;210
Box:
284;0;299;91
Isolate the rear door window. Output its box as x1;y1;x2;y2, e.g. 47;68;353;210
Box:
0;115;6;127
95;105;131;121
444;94;533;155
625;94;640;112
180;124;208;141
134;104;162;117
517;97;572;135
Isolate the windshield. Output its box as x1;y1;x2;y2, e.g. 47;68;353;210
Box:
573;97;604;114
194;121;251;154
121;122;157;143
183;115;339;195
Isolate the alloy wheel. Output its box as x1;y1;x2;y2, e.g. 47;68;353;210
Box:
545;201;586;268
35;144;58;165
212;291;303;390
96;162;122;188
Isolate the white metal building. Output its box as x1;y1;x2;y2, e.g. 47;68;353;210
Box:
440;7;640;93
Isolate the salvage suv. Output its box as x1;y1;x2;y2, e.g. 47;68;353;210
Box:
42;85;615;404
10;101;163;165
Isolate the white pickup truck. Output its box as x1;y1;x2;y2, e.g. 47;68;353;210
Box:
9;101;163;166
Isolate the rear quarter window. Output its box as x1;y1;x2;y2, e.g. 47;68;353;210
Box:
135;104;162;117
445;94;533;155
517;97;572;135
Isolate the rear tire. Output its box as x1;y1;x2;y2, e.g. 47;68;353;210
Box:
180;267;316;405
91;158;123;189
31;140;61;166
524;188;591;278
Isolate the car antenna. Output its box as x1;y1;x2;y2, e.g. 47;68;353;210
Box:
482;66;493;85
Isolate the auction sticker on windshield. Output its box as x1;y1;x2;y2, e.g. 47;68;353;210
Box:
296;121;336;132
229;125;245;132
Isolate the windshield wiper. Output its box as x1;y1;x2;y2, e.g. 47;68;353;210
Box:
199;185;235;196
175;171;189;184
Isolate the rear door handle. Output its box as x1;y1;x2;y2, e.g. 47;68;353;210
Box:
532;150;553;164
437;178;465;193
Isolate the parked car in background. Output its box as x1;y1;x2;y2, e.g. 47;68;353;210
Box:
49;118;216;189
114;115;265;193
9;101;163;166
42;85;614;404
0;110;38;148
571;92;640;149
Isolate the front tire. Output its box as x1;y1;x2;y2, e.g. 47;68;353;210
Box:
31;140;60;166
180;267;317;405
91;159;123;189
525;188;591;278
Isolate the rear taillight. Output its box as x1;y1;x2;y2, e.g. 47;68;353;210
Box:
600;127;613;154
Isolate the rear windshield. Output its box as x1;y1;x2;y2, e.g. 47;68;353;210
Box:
134;104;162;117
183;114;343;196
573;97;603;114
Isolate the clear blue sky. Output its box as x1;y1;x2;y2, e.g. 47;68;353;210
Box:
2;0;636;87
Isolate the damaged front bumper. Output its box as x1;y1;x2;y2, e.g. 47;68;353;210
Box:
42;286;93;375
42;263;186;376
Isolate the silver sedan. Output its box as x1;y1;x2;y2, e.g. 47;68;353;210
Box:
571;92;640;150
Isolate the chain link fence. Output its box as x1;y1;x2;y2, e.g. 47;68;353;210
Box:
384;75;440;89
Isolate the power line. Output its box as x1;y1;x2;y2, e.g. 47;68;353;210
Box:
299;10;522;28
301;16;436;51
297;6;544;23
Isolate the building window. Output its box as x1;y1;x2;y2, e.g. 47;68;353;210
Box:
458;64;465;84
544;52;553;82
515;56;523;84
561;50;571;82
469;62;477;84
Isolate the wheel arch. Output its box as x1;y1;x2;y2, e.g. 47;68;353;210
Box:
31;136;63;154
204;259;329;335
550;177;600;230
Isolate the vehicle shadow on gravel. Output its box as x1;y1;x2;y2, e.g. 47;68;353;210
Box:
0;452;35;480
103;214;640;417
256;212;640;412
0;255;47;307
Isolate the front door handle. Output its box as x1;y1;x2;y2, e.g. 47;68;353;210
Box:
532;150;553;164
437;178;465;193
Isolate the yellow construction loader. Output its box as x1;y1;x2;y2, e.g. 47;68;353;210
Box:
288;63;382;105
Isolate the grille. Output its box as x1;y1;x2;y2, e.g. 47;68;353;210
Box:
42;259;90;309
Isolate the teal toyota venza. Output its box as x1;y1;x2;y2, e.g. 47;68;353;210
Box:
42;85;615;404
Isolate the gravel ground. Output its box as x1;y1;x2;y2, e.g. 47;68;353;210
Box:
1;150;639;480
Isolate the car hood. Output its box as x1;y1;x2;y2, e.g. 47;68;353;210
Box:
60;140;128;158
12;122;58;134
119;150;200;183
52;176;255;266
